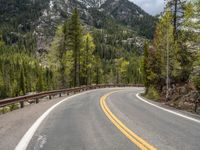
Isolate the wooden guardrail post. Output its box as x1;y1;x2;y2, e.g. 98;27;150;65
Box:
59;93;62;97
36;98;39;104
20;101;24;108
49;95;52;99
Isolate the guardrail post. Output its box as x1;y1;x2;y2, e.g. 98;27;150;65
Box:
20;101;24;108
49;95;52;99
59;93;62;97
35;98;39;104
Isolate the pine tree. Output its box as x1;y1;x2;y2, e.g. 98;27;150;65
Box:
0;34;4;47
115;58;129;84
185;1;200;91
175;0;198;82
151;9;180;91
166;0;186;39
80;33;95;85
19;68;25;95
63;50;74;87
67;8;83;87
183;0;200;43
36;71;44;92
60;22;69;88
48;24;68;88
94;56;103;85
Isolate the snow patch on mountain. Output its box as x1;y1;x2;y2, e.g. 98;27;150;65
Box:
49;0;54;9
77;0;107;8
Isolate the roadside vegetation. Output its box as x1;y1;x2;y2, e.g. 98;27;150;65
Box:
0;8;143;100
143;0;200;113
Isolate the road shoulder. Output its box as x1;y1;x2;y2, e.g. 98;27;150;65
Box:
138;93;200;122
0;95;69;150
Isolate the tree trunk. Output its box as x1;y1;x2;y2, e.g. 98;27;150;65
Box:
173;0;179;40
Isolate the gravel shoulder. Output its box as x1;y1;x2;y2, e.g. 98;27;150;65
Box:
0;94;70;150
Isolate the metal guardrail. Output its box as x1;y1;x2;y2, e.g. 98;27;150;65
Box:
0;84;143;108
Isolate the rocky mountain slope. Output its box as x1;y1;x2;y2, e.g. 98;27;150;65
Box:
0;0;156;52
77;0;107;8
101;0;155;38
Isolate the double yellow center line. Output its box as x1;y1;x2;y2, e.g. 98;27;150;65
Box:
100;91;156;150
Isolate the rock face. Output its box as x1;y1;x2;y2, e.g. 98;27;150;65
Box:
162;84;200;114
77;0;107;8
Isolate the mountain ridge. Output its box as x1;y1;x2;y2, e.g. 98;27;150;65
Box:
0;0;156;52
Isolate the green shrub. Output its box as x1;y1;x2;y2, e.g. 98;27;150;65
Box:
145;86;160;100
9;103;20;111
2;106;11;114
0;103;19;114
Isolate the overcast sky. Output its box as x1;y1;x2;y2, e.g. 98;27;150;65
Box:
130;0;165;16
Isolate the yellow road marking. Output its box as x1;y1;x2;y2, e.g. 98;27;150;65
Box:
100;91;156;150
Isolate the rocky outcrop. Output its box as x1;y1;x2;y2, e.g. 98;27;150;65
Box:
161;84;200;114
181;91;200;112
77;0;107;8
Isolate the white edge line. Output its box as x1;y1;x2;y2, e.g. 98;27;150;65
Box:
15;88;122;150
136;93;200;124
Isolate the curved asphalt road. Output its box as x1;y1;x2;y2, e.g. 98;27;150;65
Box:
26;87;200;150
